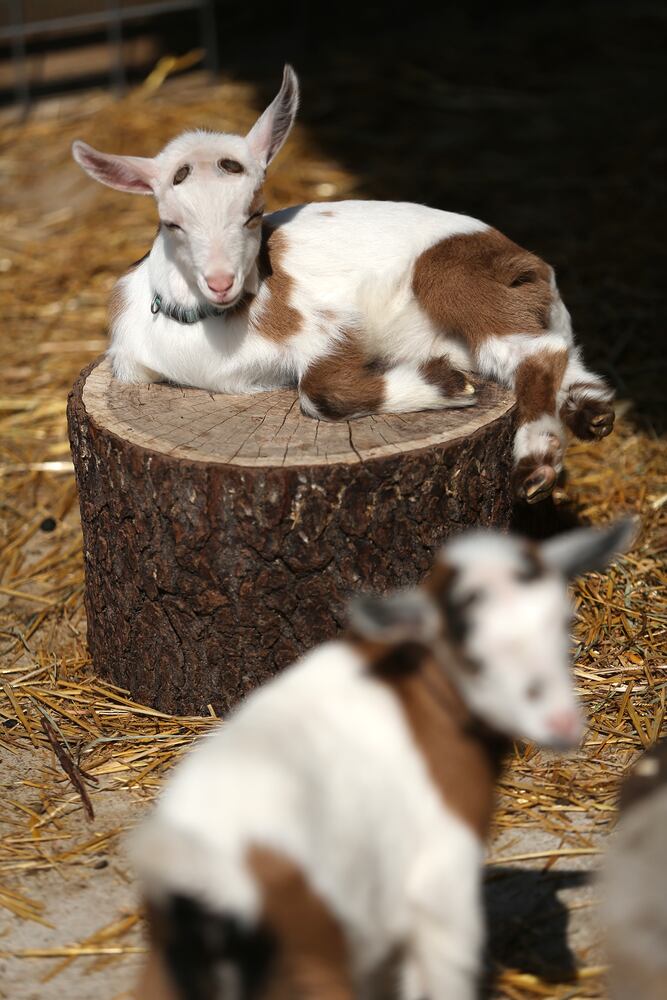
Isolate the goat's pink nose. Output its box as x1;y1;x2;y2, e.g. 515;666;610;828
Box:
547;710;581;740
205;273;234;294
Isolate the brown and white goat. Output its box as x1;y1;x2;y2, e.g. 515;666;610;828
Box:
602;740;667;1000
72;66;615;505
131;521;633;1000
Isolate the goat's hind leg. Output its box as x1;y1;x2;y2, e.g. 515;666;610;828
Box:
384;358;477;414
299;351;477;421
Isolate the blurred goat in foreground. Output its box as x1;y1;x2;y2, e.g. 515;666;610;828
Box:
603;740;667;1000
132;522;634;1000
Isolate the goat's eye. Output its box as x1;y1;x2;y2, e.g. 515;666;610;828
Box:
163;221;183;232
173;164;191;186
245;210;264;228
526;680;545;701
218;158;244;175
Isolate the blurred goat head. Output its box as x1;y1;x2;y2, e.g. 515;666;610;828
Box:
350;520;637;749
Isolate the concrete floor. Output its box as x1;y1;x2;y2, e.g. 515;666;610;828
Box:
0;745;608;1000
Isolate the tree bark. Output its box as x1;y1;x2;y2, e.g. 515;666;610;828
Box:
68;357;516;715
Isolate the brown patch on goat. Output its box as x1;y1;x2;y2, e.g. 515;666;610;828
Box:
366;640;508;839
173;163;191;185
424;562;485;672
248;845;354;1000
418;357;473;398
299;337;385;420
247;187;266;227
412;228;553;349
516;542;546;582
218;157;244;175
135;941;180;1000
251;225;303;342
319;210;335;217
424;559;456;600
514;349;568;425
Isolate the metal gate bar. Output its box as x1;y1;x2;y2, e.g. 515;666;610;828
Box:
1;0;219;105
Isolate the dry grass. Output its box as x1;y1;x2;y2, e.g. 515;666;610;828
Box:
0;59;665;998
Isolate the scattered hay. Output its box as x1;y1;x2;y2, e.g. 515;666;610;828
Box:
0;60;664;998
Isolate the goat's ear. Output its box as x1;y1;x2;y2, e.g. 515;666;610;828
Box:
72;140;158;195
246;64;299;169
540;518;637;580
349;589;440;644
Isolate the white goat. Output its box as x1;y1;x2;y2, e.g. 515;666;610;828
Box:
72;66;615;505
602;740;667;1000
131;521;633;1000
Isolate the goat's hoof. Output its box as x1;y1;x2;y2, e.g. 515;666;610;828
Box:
565;398;615;441
513;462;557;504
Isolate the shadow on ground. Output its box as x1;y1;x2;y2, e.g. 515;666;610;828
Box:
485;867;590;981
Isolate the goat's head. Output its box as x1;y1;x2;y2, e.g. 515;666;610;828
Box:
71;65;299;309
351;520;636;749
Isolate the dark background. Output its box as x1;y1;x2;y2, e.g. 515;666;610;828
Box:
249;0;666;431
4;0;665;427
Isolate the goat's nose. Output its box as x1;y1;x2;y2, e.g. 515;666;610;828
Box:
205;273;234;294
547;709;582;741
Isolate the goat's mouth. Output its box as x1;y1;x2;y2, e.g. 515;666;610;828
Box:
202;289;241;307
215;292;245;311
198;292;245;314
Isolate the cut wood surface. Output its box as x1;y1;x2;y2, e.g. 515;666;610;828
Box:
82;357;515;468
69;357;516;714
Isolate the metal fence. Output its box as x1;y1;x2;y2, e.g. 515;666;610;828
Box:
1;0;218;104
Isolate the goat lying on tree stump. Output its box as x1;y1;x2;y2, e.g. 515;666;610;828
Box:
71;64;615;508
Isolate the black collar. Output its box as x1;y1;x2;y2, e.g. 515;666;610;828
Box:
150;292;228;325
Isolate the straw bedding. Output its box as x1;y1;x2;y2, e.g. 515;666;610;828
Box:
0;59;665;999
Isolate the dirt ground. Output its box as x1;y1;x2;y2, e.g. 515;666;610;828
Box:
0;757;145;1000
0;491;633;998
0;744;608;1000
1;2;666;997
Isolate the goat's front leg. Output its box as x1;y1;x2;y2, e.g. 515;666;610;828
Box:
402;840;484;1000
403;913;481;1000
108;350;163;385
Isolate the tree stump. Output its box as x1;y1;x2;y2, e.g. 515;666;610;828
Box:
68;357;516;715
